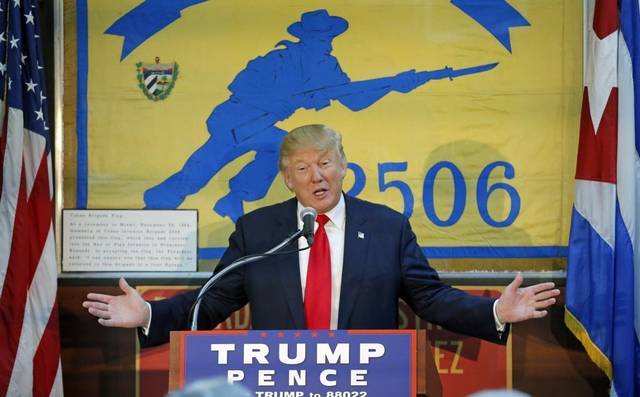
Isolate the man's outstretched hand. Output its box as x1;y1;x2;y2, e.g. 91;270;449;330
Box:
495;272;560;324
82;277;150;328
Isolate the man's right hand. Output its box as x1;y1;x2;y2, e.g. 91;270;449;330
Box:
82;277;150;328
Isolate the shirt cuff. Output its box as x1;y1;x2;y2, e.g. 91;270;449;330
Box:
492;299;506;332
141;301;152;335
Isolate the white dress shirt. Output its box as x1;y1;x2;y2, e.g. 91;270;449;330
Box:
297;194;345;330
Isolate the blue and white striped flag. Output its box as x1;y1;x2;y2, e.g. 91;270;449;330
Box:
565;0;640;395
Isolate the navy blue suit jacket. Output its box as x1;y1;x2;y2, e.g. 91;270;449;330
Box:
139;195;508;347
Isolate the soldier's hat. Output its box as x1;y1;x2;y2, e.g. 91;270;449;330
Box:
287;9;348;39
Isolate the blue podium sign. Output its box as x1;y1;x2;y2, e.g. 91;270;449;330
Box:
173;330;417;396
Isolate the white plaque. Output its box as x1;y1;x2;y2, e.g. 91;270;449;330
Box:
62;210;198;271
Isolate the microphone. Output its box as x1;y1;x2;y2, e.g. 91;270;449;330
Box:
300;207;317;246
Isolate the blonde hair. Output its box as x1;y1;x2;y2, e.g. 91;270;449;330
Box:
279;124;347;171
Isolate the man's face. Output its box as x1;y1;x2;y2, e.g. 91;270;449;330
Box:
301;36;334;55
282;147;347;214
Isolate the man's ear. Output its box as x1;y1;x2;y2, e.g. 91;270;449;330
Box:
339;161;347;180
282;171;294;191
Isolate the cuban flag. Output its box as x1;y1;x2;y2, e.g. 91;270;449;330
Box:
565;0;640;396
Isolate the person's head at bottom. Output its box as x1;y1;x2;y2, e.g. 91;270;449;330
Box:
166;377;251;397
279;124;347;214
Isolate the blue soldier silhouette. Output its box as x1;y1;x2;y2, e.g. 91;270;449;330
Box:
144;9;495;221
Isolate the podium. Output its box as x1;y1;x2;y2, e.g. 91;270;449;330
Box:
169;329;442;397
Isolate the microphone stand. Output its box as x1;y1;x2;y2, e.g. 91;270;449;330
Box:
189;229;304;331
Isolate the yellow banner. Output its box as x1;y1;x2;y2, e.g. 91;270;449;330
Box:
65;0;582;260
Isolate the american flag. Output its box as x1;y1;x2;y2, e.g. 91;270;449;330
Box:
0;0;63;395
565;0;639;395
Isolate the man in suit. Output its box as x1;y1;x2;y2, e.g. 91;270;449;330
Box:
83;124;559;348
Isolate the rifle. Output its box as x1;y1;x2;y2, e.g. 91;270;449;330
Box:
295;62;499;111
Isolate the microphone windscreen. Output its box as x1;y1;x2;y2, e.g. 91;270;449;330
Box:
300;207;317;245
299;207;317;221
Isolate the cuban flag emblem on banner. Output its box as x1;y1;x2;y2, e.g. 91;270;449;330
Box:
565;0;640;395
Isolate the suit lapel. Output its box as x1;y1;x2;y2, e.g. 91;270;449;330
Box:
275;198;306;329
338;195;370;328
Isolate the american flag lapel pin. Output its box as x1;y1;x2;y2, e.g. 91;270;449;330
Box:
357;232;365;239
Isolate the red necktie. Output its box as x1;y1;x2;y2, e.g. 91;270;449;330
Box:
304;214;331;329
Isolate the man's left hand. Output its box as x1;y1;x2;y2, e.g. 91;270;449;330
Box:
393;69;418;93
495;272;560;324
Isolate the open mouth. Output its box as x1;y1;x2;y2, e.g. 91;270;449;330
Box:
313;188;328;198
